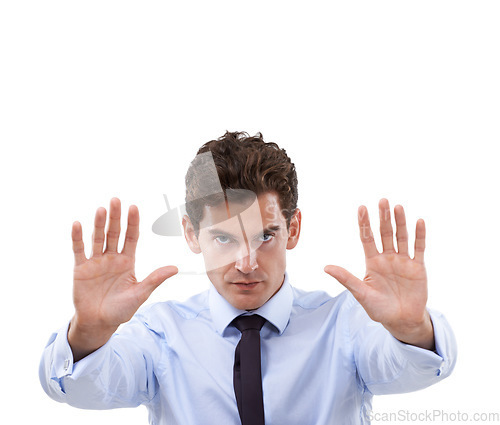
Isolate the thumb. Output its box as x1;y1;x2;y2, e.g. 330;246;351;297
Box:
139;265;179;299
324;265;364;298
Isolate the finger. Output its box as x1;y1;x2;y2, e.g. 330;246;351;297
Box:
122;205;140;257
394;204;409;256
104;197;121;253
324;265;366;299
72;221;87;266
358;206;379;259
138;265;179;301
91;207;106;257
379;198;395;253
414;218;426;263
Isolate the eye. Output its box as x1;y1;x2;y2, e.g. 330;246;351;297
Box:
260;232;275;242
215;235;232;245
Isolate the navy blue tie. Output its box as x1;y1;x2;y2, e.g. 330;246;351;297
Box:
232;314;266;425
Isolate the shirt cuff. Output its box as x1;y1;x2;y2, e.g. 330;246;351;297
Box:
47;320;74;381
45;320;115;383
388;307;457;378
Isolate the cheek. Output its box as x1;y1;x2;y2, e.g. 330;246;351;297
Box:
206;268;232;295
257;240;287;267
206;268;222;283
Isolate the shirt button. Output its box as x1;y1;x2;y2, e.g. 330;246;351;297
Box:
64;359;70;371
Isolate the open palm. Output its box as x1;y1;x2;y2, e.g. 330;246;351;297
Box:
70;198;178;338
325;199;434;349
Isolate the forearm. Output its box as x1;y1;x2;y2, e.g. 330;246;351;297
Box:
352;303;457;395
40;314;158;409
39;321;115;407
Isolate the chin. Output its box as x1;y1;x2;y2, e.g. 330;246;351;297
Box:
231;297;263;311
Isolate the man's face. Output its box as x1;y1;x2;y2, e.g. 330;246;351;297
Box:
184;191;301;311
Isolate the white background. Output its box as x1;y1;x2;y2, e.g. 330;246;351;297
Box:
1;1;499;424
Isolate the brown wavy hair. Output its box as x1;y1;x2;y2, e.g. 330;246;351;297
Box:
184;131;298;237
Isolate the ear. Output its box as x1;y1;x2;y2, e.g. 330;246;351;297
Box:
182;214;202;254
286;208;301;249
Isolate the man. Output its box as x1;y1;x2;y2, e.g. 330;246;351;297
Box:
39;131;457;424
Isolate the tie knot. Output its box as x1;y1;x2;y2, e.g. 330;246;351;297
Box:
232;314;266;333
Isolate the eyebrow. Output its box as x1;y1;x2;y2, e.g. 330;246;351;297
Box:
207;224;282;239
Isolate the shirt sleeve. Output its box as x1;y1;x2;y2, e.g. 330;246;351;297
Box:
347;294;458;395
38;310;161;410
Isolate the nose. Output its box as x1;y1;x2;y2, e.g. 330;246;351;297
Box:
234;247;258;273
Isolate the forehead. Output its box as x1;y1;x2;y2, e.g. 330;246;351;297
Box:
199;192;285;233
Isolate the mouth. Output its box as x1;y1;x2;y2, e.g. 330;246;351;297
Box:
232;281;262;290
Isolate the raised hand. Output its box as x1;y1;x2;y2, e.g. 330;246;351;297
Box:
324;199;435;350
68;197;178;361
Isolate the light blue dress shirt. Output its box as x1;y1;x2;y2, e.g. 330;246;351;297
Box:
39;271;457;424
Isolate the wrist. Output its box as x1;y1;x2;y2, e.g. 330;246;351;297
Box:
70;314;118;336
383;310;436;351
68;316;117;362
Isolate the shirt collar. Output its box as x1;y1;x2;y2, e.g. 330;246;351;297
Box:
209;270;293;336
